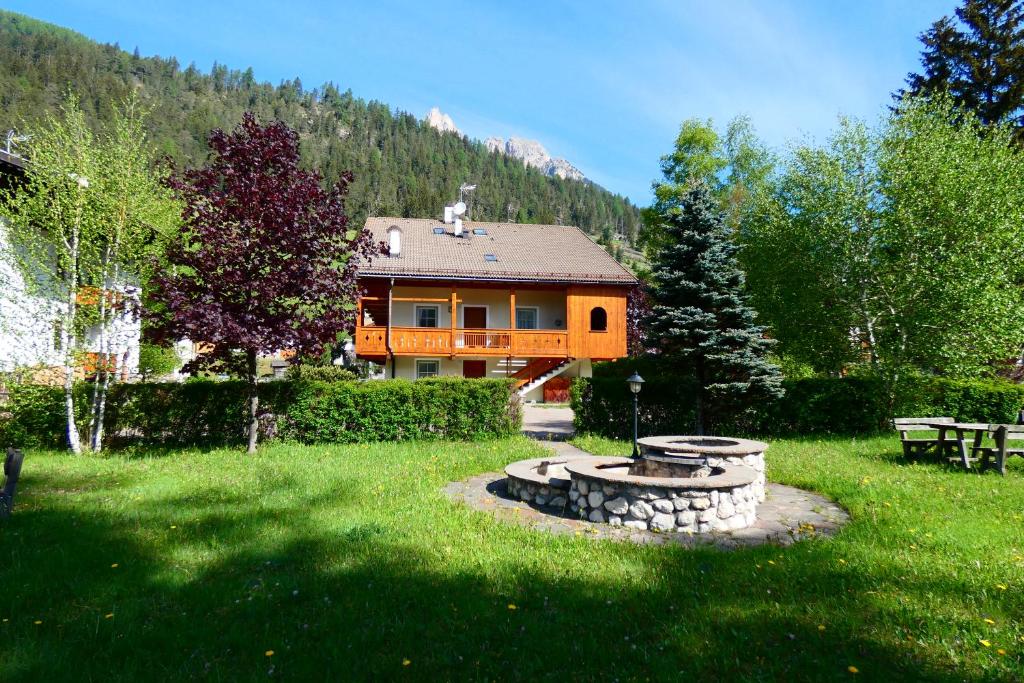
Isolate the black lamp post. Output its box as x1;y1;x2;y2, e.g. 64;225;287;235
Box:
627;372;645;457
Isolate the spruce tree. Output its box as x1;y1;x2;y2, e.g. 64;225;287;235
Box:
645;183;782;434
901;0;1024;137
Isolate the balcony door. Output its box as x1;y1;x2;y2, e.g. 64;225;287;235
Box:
463;306;487;329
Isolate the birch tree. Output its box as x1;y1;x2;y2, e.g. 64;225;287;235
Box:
0;94;102;453
85;95;178;452
743;97;1024;377
0;93;177;453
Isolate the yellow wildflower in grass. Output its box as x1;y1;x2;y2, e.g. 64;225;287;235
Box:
817;624;826;631
110;563;119;568
104;613;113;619
838;559;846;565
847;665;859;674
768;560;775;565
33;620;42;625
265;650;274;657
997;649;1006;656
979;639;991;647
983;618;995;625
170;525;177;529
507;604;517;610
996;584;1007;590
403;659;411;666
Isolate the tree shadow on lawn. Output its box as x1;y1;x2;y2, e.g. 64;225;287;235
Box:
1;488;1006;683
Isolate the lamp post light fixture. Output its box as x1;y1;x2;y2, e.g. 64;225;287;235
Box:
627;372;644;457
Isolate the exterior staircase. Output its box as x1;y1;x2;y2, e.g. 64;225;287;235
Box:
515;358;579;398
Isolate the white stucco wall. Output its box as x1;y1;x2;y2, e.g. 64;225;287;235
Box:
383;356;592;403
0;219;63;372
81;294;141;377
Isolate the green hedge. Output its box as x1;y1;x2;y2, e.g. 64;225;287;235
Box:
0;377;520;448
279;377;520;443
572;370;1024;438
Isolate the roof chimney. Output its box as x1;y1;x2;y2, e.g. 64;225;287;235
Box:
454;217;463;237
387;225;402;257
443;206;454;224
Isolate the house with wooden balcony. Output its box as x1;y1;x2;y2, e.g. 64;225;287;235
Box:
354;215;637;401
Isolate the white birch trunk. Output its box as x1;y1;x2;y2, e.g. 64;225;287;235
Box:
63;266;81;455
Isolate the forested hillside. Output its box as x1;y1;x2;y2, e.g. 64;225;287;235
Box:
0;11;640;244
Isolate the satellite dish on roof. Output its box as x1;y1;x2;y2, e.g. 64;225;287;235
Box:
453;201;467;216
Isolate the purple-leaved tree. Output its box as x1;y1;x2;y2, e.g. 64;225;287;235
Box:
149;113;376;453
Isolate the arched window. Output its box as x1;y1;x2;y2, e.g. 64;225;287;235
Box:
590;306;607;331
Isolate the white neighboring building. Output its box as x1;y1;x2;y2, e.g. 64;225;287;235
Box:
0;151;141;379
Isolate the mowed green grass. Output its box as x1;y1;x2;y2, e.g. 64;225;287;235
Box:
0;436;1022;681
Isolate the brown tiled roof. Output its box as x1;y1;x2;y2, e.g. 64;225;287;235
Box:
358;217;637;285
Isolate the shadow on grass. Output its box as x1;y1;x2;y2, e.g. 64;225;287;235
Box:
1;482;1003;683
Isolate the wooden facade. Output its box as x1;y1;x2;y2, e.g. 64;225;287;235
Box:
354;278;629;364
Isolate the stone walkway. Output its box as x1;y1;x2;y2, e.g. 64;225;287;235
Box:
444;440;850;549
521;404;575;441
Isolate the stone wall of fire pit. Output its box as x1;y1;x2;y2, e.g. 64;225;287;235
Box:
637;436;767;503
504;456;591;509
565;457;759;533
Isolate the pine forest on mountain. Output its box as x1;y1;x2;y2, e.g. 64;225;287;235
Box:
0;11;640;252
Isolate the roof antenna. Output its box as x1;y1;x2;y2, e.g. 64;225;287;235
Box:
458;183;476;218
5;130;30;156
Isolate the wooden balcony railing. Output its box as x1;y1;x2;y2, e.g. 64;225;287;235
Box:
355;326;569;358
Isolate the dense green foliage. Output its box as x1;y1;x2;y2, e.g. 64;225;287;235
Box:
644;183;782;433
2;436;1021;679
0;10;638;243
0;377;519;448
900;0;1024;138
135;343;181;379
571;362;1024;437
279;377;520;443
642;115;773;250
284;364;358;383
742;97;1024;377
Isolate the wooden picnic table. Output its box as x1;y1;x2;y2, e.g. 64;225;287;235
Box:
920;421;989;470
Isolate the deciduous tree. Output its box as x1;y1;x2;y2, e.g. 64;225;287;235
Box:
1;94;101;453
743;97;1024;378
149;113;376;453
642;116;773;252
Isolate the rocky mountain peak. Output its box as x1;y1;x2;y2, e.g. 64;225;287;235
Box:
425;107;460;135
427;109;586;182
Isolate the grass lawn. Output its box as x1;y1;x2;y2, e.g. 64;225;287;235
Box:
1;435;1022;681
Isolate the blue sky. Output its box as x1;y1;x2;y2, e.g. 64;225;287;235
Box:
6;1;954;204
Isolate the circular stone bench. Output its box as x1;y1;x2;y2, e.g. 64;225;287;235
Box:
565;457;759;533
504;455;592;508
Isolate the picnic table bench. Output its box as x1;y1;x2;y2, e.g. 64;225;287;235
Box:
972;424;1024;476
895;418;1022;474
892;417;956;459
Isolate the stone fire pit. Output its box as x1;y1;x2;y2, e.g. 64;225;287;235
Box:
636;435;767;502
503;435;769;534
